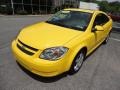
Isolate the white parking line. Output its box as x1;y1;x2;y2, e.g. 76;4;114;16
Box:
110;37;120;42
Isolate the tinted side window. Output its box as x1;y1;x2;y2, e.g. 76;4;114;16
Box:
94;13;109;26
102;14;109;23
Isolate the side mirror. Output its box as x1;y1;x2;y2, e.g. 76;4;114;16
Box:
92;25;104;32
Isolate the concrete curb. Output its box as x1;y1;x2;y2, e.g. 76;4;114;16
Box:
0;15;5;16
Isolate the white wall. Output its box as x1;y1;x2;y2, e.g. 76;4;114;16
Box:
79;1;99;10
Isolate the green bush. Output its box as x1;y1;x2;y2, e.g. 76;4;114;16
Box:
0;6;7;14
16;10;28;15
32;10;39;15
0;5;12;14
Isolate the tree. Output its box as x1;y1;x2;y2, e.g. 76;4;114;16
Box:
109;1;120;13
99;1;109;12
78;0;120;13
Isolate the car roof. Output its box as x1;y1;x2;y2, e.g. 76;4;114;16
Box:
64;8;99;14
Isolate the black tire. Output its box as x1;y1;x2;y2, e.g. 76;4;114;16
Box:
103;33;110;44
69;50;86;75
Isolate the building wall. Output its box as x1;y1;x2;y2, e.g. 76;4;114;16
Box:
0;0;79;14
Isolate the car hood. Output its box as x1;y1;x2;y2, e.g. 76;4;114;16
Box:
18;22;83;50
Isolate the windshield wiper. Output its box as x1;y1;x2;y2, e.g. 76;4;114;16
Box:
46;21;84;31
46;21;64;26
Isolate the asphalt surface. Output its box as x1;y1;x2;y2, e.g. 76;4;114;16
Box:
0;16;120;90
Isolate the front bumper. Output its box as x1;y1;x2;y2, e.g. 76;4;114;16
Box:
11;40;66;77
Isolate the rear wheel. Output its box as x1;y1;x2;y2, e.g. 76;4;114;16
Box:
103;33;110;44
69;50;86;75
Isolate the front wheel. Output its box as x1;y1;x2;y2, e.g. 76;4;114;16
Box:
69;50;85;75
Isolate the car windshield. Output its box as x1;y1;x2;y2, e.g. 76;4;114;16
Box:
46;10;92;31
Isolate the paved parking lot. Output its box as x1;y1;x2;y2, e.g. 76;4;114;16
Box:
0;16;120;90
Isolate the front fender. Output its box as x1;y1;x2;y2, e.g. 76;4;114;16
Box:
65;43;87;71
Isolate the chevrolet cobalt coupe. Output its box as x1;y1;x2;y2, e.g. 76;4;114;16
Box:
12;9;112;77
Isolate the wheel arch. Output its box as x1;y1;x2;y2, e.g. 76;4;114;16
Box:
65;45;88;71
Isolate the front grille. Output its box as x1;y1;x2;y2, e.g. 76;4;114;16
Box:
17;44;34;55
17;39;39;55
18;39;38;51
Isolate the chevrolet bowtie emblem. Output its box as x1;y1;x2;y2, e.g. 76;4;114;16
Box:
21;46;26;50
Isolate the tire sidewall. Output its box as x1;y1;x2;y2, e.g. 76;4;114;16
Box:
103;33;110;44
69;50;85;75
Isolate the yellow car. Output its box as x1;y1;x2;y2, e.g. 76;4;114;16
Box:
11;8;112;77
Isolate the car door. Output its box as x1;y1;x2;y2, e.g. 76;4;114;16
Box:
101;14;112;37
92;13;110;46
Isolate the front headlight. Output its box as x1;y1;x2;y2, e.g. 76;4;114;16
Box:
40;47;68;60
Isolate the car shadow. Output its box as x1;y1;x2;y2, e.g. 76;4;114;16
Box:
16;61;68;83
